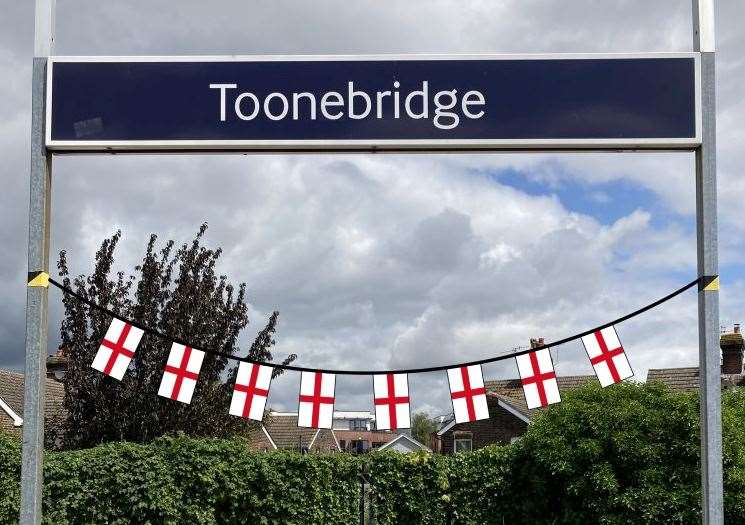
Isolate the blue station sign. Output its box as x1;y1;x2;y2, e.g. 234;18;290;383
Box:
46;54;700;152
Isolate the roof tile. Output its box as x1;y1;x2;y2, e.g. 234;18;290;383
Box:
262;413;338;451
0;369;66;424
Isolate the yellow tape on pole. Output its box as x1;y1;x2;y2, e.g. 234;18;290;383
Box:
27;271;49;288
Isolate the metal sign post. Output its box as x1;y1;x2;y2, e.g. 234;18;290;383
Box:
19;1;723;523
20;0;54;523
693;0;723;523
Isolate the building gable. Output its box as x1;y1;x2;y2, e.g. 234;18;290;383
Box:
434;395;529;453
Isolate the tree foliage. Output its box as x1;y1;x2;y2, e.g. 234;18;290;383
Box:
411;411;438;447
56;225;295;448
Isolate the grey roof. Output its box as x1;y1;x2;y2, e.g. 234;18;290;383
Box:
484;374;597;419
0;369;66;424
378;433;431;452
646;367;745;392
646;367;701;391
489;392;531;419
484;375;597;397
262;413;339;451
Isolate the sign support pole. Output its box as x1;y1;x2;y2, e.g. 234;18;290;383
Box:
20;1;54;523
692;0;723;523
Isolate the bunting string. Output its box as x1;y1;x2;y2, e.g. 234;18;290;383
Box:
46;275;700;376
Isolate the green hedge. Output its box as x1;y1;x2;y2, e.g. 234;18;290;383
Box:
1;384;745;524
0;435;361;524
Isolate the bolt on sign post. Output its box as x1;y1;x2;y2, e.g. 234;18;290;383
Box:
21;0;721;523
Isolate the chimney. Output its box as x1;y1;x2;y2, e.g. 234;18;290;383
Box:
721;325;744;375
46;346;70;381
530;337;545;349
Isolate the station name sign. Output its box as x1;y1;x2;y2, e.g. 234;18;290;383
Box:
46;54;701;152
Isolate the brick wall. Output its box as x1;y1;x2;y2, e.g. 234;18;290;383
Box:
438;396;527;454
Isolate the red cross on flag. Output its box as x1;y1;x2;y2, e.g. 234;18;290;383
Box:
157;343;205;404
373;373;410;430
581;326;634;387
91;318;144;380
229;362;272;421
516;349;561;409
298;372;335;429
447;365;489;423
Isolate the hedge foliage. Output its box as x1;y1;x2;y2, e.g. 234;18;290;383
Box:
1;383;745;524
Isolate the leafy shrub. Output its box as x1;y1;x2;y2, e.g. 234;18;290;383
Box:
509;383;745;524
368;451;451;524
0;433;21;521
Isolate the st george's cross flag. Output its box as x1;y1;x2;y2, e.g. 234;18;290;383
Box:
158;343;205;404
581;326;634;387
229;362;272;421
91;318;144;380
447;365;489;423
373;373;411;430
298;372;336;429
515;348;561;409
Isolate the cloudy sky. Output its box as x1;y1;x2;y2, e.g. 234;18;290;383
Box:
1;0;743;417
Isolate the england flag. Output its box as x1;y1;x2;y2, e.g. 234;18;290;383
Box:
229;362;272;421
298;372;336;429
581;326;634;387
447;365;489;423
91;318;144;380
515;348;561;409
373;373;411;430
157;343;205;404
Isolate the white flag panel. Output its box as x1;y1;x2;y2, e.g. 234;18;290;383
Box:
230;362;273;421
91;318;144;380
298;372;336;429
581;326;633;387
515;349;561;409
373;373;411;430
447;365;489;423
158;343;205;404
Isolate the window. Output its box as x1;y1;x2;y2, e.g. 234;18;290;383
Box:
351;419;367;431
453;432;472;454
454;438;472;454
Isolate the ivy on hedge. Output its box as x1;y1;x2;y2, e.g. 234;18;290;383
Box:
1;383;745;524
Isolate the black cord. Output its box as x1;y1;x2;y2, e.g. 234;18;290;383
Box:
48;276;700;376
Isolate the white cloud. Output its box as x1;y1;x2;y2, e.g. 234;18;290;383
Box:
43;152;702;413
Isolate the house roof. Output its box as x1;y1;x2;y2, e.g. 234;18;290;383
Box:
489;393;531;422
262;413;339;451
484;375;597;398
436;374;597;435
246;424;277;450
378;433;431;452
0;369;66;426
484;375;597;412
646;367;700;391
646;367;745;391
